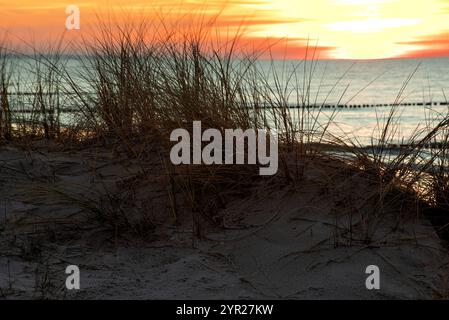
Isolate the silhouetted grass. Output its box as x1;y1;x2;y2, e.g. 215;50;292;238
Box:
0;16;448;240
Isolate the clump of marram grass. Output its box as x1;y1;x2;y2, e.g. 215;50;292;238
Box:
0;36;81;142
84;20;346;229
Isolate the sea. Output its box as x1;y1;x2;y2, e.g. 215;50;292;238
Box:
7;57;449;147
258;58;449;146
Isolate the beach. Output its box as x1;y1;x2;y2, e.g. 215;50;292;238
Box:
0;140;448;299
1;15;449;300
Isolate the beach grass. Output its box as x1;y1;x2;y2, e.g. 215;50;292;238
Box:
0;17;448;243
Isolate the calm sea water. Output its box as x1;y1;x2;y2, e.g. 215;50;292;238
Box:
8;57;449;146
256;58;449;145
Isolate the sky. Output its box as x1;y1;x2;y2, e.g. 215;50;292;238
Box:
1;0;449;59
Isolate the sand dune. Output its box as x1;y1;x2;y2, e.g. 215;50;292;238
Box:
0;143;447;299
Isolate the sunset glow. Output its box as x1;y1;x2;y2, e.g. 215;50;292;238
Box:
1;0;449;59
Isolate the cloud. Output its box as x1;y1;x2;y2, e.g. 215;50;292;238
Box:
397;32;449;58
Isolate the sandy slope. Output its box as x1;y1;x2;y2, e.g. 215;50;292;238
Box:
0;143;447;299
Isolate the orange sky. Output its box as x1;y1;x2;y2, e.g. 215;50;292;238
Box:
1;0;449;59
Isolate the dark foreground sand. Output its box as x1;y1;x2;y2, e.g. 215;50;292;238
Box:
0;143;448;299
